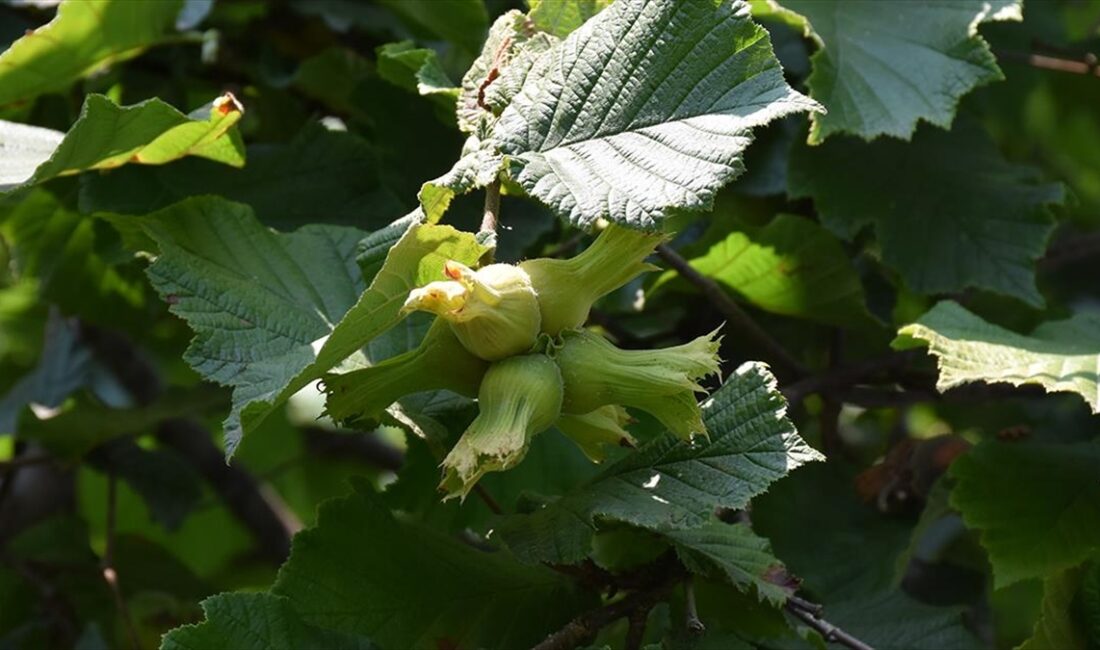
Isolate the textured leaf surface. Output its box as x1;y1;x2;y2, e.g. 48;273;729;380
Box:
491;0;821;228
754;463;980;650
141;197;488;455
789;121;1063;306
665;522;793;605
272;480;593;650
161;593;377;650
457;10;558;133
1018;569;1086;650
897;301;1100;413
654;213;877;329
950;441;1100;587
498;362;822;564
0;0;182;107
2;94;243;192
774;0;1021;142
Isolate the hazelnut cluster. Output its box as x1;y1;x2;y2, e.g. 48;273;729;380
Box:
328;225;722;499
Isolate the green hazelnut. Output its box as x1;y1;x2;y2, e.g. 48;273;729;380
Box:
403;260;541;361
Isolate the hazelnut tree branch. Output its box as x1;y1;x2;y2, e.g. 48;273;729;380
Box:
655;243;808;380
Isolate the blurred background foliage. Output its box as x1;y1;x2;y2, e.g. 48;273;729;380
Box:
0;0;1099;648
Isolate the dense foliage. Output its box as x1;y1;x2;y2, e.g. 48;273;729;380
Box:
0;0;1099;648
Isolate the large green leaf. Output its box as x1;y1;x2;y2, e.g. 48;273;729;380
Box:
950;441;1100;587
1;94;244;193
161;593;377;650
491;0;821;229
653;213;877;329
897;301;1100;413
139;197;488;455
665;522;794;605
789;121;1063;306
773;0;1021;143
497;361;822;564
79;122;402;230
270;479;594;649
0;0;183;107
754;463;981;650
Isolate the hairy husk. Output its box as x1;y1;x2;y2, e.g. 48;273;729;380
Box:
441;353;563;498
322;319;488;425
520;224;664;335
555;329;721;439
555;404;636;462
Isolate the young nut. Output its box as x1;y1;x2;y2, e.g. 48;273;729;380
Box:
520;224;664;335
441;353;563;499
403;261;541;361
322;318;489;426
555;404;637;463
555;329;721;439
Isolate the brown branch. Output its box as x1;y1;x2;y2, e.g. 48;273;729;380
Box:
481;180;501;233
532;581;677;650
781;350;921;405
785;598;875;650
655;243;808;379
473;483;503;515
1039;230;1100;273
102;473;141;650
0;454;56;473
156;419;296;564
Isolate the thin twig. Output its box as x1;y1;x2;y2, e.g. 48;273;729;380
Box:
995;48;1100;76
102;473;141;650
684;577;705;636
481;180;501;233
473;483;504;515
624;605;652;650
781;350;921;405
785;599;875;650
0;454;55;473
655;243;807;379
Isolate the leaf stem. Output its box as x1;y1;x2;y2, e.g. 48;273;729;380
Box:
481;180;501;233
655;243;808;379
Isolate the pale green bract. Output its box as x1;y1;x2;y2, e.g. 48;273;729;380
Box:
770;0;1022;143
491;0;822;229
0;94;244;193
897;301;1100;413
